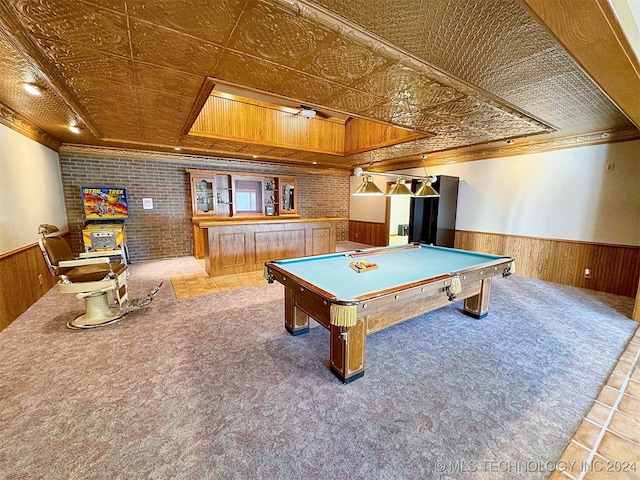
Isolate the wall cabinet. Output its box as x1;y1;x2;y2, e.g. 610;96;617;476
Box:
188;170;297;219
187;169;299;258
189;171;234;218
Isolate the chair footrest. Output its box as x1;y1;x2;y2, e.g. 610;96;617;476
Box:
121;283;162;312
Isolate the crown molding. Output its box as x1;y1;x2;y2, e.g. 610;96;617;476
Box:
0;101;61;150
366;127;640;171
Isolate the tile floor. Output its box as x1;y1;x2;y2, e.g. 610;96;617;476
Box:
170;241;374;299
170;269;267;298
550;329;640;480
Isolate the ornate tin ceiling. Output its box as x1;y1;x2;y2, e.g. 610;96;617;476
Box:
0;0;636;170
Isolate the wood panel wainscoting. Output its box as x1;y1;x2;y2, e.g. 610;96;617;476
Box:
455;230;640;300
0;234;70;332
198;218;346;277
348;220;388;247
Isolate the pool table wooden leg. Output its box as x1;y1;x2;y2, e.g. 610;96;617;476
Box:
464;277;492;319
284;286;309;335
330;319;366;383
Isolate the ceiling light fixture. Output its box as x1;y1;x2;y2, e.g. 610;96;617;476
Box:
386;178;413;196
506;139;515;145
299;106;316;118
69;124;83;134
21;82;42;96
414;156;439;197
415;178;439;197
351;166;439;198
174;147;181;151
353;174;384;196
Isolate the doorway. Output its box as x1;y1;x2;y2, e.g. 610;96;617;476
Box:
386;182;411;246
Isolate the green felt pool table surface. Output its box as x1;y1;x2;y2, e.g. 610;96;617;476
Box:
270;244;507;301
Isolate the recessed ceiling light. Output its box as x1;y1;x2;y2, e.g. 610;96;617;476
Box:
21;82;42;96
506;139;515;145
312;162;318;165
174;147;181;151
69;125;83;134
252;155;258;158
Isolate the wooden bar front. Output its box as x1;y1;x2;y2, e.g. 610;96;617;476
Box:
198;218;346;277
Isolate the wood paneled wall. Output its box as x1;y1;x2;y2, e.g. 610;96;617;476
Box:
634;278;640;321
344;117;425;155
190;93;345;155
455;230;640;298
0;237;65;332
349;220;389;247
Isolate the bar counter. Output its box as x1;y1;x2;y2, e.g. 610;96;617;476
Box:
194;217;348;277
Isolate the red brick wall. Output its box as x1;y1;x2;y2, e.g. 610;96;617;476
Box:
297;174;350;241
59;148;349;261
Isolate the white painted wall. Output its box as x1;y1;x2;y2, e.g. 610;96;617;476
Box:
399;140;640;246
388;195;411;234
0;124;67;254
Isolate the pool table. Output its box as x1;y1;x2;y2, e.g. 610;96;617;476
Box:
265;243;514;383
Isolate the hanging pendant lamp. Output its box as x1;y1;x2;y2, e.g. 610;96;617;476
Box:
414;178;439;197
353;174;384;196
386;178;413;196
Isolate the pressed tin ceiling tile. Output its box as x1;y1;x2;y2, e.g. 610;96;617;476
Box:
78;0;127;14
0;33;82;136
132;63;203;96
307;0;556;83
0;0;636;166
12;0;131;58
126;0;246;47
226;0;331;70
129;19;222;76
307;0;633;136
363;63;465;109
71;80;137;104
309;38;390;85
134;88;195;114
33;38;136;88
214;49;337;103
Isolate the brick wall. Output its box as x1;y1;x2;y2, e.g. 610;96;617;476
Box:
297;174;349;241
59;148;349;261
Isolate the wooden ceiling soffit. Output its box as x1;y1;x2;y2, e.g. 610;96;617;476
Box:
0;101;61;150
344;116;429;155
183;78;427;156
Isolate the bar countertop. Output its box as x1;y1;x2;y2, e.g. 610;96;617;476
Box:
194;216;348;227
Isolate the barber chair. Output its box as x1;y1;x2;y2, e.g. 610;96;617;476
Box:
38;224;130;329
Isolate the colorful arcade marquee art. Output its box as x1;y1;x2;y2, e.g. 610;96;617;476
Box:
81;186;129;220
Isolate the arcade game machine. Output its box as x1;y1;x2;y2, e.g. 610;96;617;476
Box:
80;186;129;264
